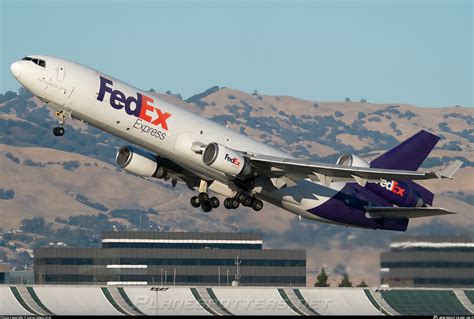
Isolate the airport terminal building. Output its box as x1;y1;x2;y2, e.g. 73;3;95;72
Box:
34;231;306;286
380;235;474;287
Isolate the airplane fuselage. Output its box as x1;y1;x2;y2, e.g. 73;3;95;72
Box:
11;55;417;231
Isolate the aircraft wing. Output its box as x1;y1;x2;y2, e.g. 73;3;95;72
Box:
248;154;463;187
366;206;456;219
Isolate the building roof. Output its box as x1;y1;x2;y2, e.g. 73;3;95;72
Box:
389;235;474;250
0;263;10;272
102;231;262;241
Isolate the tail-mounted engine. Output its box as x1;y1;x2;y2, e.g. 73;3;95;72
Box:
336;153;370;168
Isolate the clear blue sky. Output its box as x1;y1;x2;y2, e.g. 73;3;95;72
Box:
1;0;472;107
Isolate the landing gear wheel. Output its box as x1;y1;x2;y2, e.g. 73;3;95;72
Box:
198;192;209;203
190;196;201;208
230;198;240;209
236;192;252;206
252;199;263;211
53;127;65;136
224;198;232;209
236;192;246;202
201;201;212;213
209;197;220;208
242;196;253;207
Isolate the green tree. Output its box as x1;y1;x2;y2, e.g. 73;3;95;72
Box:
20;217;50;234
314;267;330;287
356;279;368;287
338;273;353;287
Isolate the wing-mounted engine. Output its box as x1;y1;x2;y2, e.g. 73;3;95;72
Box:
116;145;166;178
116;145;200;189
336;153;370;168
202;143;254;179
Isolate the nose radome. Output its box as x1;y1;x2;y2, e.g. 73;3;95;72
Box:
10;61;22;78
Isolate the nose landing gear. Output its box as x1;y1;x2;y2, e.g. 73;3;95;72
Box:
53;126;65;136
52;111;68;136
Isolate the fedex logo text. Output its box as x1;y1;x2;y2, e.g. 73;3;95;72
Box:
97;76;171;131
225;154;240;166
377;179;405;197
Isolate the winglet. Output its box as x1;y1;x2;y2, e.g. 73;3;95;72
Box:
435;160;463;179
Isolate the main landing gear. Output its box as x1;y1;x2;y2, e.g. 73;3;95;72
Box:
190;180;220;213
223;197;240;209
190;192;220;213
190;180;263;212
234;191;263;211
190;188;263;212
53;111;67;136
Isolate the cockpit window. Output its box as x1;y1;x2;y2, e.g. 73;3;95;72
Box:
21;56;46;68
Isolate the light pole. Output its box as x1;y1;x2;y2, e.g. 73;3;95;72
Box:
234;255;241;284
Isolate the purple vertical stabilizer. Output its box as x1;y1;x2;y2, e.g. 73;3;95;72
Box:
370;130;439;171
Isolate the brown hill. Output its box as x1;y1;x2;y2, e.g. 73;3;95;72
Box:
0;87;473;285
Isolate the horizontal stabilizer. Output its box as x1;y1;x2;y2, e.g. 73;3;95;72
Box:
367;206;456;219
435;159;463;179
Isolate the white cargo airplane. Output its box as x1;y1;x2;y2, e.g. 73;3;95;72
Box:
10;55;462;231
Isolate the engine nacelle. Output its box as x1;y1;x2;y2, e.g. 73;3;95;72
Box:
116;145;165;178
336;153;370;168
202;143;253;178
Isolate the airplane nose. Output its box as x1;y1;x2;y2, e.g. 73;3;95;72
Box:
10;61;22;79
